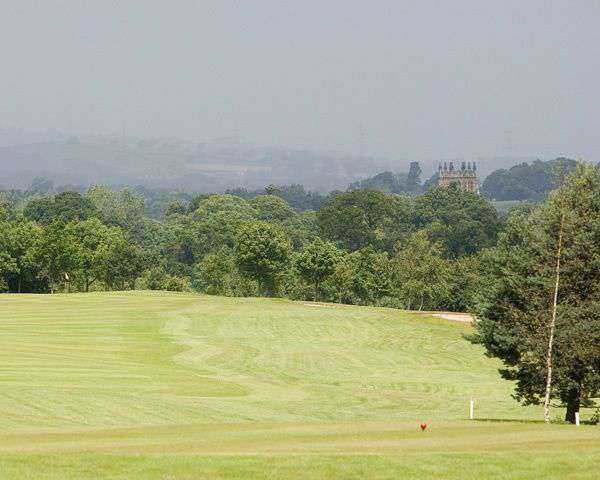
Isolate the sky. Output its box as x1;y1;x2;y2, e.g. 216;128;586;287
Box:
1;0;599;160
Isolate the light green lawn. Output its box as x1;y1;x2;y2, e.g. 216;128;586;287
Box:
0;292;597;479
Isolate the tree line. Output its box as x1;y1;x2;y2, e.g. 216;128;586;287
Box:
0;182;498;311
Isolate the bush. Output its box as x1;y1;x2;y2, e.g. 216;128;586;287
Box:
279;268;314;301
375;296;405;309
162;275;191;292
136;268;190;292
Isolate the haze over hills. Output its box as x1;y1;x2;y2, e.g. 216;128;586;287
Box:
0;128;542;192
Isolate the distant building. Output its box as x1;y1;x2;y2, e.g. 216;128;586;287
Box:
438;161;478;193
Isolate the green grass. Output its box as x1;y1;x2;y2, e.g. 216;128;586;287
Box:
0;292;598;479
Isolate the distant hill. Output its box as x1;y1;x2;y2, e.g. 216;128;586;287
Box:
0;135;401;192
0;128;550;193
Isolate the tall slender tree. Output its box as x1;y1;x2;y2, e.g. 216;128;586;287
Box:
543;166;568;422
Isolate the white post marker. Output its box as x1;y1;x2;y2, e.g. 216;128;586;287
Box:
469;398;474;420
575;412;580;426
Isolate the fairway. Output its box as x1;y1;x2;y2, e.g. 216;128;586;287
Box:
0;292;598;479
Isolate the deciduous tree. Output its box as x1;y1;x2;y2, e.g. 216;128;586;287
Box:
392;230;450;310
294;238;340;300
234;221;291;296
414;184;499;257
317;189;412;251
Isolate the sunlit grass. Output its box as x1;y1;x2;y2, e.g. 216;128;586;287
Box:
0;292;597;479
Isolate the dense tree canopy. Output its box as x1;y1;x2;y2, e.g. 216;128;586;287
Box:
482;158;578;201
226;184;326;211
0;180;504;307
251;195;296;223
0;174;503;307
392;230;450;310
23;192;96;225
0;219;41;292
294;238;340;300
413;184;500;257
234;221;292;296
317;189;412;251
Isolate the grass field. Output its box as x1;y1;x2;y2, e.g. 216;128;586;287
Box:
0;292;598;479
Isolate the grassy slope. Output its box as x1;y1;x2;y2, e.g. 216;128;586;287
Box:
0;292;598;479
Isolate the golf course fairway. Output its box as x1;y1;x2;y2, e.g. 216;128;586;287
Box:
0;291;598;479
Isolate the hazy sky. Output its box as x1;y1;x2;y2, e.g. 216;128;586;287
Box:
1;0;599;160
